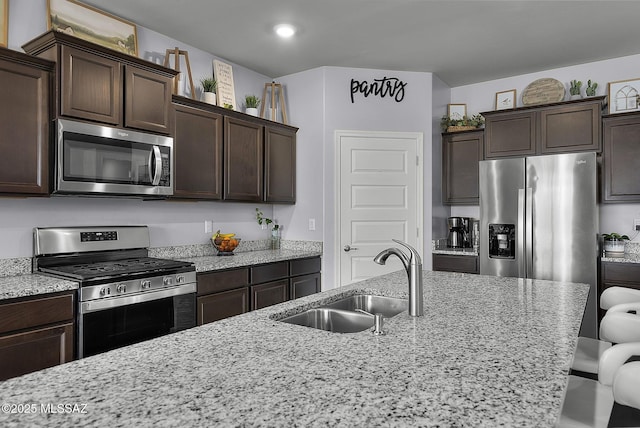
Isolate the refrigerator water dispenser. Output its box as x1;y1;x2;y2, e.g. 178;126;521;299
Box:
488;224;515;259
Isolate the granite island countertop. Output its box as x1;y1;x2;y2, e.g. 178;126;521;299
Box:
0;270;588;427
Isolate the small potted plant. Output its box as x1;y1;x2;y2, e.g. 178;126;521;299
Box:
440;113;485;132
602;232;629;258
200;77;217;105
569;80;582;100
586;80;598;97
244;95;261;116
256;208;281;249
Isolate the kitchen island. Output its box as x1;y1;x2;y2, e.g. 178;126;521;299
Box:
0;270;588;427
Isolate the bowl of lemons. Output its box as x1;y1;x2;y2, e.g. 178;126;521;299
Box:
211;231;241;256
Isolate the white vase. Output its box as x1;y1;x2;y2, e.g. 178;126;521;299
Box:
203;92;217;105
246;107;258;116
569;94;582;101
604;239;625;257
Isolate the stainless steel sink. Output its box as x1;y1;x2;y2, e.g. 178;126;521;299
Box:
322;294;408;318
280;294;408;333
280;308;375;333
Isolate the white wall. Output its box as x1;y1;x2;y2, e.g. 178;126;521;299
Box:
446;53;640;241
277;66;434;288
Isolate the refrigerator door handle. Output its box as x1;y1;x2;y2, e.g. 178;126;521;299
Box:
517;188;525;278
525;187;534;278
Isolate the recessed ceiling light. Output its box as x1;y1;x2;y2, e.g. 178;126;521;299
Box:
274;24;296;38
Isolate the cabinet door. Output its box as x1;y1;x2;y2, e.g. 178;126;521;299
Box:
265;126;296;203
197;287;249;325
290;273;321;300
0;322;73;381
251;279;289;310
0;56;50;194
602;113;640;202
432;254;479;274
124;65;173;134
173;104;223;199
224;117;264;201
61;46;121;125
540;102;601;154
599;262;640;319
442;131;483;205
484;112;536;158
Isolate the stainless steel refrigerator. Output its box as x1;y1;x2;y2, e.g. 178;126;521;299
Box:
479;152;598;338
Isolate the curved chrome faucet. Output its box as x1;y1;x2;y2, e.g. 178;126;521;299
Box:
373;239;424;317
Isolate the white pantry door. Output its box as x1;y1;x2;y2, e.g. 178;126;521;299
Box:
336;130;423;286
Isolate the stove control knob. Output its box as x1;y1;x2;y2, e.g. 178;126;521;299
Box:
163;277;173;286
176;275;185;284
141;280;151;290
100;287;109;296
116;284;127;293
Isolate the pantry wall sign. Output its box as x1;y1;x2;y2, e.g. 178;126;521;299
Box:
350;76;407;103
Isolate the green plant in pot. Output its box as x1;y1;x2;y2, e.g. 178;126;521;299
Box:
256;208;281;249
244;95;261;116
586;80;598;97
440;113;485;132
602;232;629;257
569;80;582;98
200;77;217;105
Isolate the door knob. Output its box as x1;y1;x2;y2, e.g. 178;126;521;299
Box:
344;245;358;252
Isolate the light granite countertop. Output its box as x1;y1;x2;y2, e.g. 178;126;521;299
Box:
601;253;640;264
0;274;78;300
432;248;478;256
0;270;588;427
178;249;322;273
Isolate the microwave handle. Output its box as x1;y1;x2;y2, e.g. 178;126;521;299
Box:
150;146;162;185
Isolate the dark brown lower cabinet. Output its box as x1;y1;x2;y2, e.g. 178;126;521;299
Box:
197;288;249;325
251;280;289;310
0;292;75;381
432;254;479;274
197;256;321;326
599;261;640;320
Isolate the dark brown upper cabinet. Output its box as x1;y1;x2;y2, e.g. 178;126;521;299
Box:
602;111;640;203
23;31;176;135
0;48;53;195
482;96;604;159
224;116;264;202
442;130;484;205
265;126;296;203
172;101;223;199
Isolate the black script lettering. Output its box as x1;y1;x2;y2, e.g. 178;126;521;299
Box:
350;77;407;103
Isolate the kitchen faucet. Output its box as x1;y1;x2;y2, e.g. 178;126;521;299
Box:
373;239;424;317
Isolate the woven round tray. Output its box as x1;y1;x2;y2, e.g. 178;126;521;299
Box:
446;125;477;132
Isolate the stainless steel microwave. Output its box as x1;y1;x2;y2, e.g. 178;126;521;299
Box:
54;119;173;197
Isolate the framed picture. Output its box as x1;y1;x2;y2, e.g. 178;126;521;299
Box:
608;78;640;114
495;89;516;110
47;0;138;56
0;0;8;48
213;59;237;110
447;103;467;120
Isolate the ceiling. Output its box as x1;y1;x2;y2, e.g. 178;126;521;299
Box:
83;0;640;87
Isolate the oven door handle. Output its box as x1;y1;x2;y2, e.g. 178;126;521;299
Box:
80;283;196;314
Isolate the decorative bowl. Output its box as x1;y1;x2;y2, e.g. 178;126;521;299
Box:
211;237;241;256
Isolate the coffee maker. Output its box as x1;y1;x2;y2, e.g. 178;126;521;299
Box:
447;217;471;248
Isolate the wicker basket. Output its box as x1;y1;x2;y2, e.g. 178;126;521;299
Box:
446;125;477;133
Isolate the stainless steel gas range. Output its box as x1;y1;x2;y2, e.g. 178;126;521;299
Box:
33;226;196;358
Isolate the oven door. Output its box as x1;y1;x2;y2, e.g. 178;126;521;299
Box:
56;119;173;196
78;284;196;358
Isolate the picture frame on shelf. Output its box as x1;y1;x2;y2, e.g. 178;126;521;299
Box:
213;59;237;110
495;89;516;110
0;0;8;48
47;0;138;56
447;103;467;120
608;78;640;114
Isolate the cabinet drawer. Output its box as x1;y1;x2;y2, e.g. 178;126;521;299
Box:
251;280;289;310
197;269;249;296
432;255;479;274
0;322;73;381
290;257;321;277
0;293;74;335
251;261;288;284
197;287;249;325
601;262;640;286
